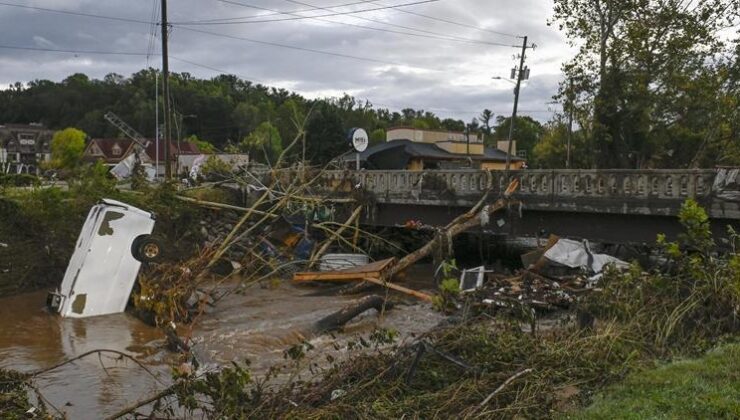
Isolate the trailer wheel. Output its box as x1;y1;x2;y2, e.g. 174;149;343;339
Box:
132;235;163;263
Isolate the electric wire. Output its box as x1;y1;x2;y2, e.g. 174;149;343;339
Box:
0;44;149;56
0;1;151;25
176;26;412;67
370;0;521;39
174;0;440;25
275;0;519;47
176;0;518;48
176;0;381;24
146;0;161;68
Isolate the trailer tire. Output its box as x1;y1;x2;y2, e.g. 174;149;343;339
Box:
132;235;163;263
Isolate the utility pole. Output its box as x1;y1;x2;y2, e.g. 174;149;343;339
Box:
505;35;530;177
566;78;574;169
155;73;159;179
161;0;171;180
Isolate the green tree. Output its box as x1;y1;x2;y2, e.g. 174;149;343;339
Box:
241;122;283;164
532;119;594;169
305;102;347;164
552;0;740;168
492;116;544;158
369;128;386;146
479;109;494;135
50;127;86;170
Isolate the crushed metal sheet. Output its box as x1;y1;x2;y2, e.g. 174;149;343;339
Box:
544;239;629;274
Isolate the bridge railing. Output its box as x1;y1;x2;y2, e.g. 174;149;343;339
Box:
314;169;717;202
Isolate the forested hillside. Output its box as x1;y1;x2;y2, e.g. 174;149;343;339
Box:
0;70;480;164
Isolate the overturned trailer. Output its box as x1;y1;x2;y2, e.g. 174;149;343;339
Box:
47;199;161;318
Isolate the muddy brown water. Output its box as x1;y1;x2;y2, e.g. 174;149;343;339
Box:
0;266;443;419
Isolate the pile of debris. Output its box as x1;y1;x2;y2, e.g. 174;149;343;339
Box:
467;236;630;312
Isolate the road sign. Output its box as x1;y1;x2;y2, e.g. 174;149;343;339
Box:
350;128;369;153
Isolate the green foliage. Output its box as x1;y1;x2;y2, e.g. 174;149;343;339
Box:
185;135;216;154
532;120;594;169
173;361;253;418
130;160;149;191
0;174;40;188
68;160;116;198
241;121;282;164
551;0;740;168
0;180;203;297
199;155;233;181
676;198;714;252
433;260;461;312
585;199;740;354
305;101;349;164
369;128;386;146
492;115;544;159
0;70;487;165
49;127;86;170
575;343;740;419
0;369;49;419
0;184;105;295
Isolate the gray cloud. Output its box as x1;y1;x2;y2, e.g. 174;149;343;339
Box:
0;0;573;122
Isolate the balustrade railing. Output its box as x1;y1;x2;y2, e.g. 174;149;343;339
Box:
313;169;716;202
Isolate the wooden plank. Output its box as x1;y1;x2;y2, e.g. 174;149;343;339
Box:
362;277;434;303
293;258;396;282
293;272;380;282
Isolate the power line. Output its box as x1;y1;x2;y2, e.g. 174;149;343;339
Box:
146;0;161;67
0;1;151;25
275;0;518;47
170;56;266;85
177;26;414;67
0;44;149;56
175;0;518;48
371;0;521;39
176;0;381;24
173;0;440;25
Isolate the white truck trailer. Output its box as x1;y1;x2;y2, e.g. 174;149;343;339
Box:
47;199;161;318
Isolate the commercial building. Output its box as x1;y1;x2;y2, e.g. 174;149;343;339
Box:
339;127;525;171
0;123;54;174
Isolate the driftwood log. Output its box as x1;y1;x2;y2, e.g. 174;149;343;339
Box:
314;295;393;333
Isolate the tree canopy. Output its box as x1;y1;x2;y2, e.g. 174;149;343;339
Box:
0;70;488;165
551;0;740;168
49;127;86;170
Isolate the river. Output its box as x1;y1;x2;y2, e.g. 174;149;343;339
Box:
0;266;442;419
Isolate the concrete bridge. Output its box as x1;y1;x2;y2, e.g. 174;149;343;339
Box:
300;168;740;244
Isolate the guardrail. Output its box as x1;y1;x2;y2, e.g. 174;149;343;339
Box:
319;169;716;200
260;168;738;219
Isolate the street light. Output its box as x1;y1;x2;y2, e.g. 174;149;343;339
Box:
492;76;517;85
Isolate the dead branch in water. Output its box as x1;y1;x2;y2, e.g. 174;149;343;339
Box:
29;349;167;386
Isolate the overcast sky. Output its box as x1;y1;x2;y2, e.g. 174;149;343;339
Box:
0;0;574;122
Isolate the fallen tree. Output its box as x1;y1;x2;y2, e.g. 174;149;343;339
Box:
388;178;520;278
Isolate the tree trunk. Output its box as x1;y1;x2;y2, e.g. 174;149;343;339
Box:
314;295;392;333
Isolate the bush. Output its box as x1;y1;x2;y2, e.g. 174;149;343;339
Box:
584;199;740;354
0;174;40;188
199;156;233;181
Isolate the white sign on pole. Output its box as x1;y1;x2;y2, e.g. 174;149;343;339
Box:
351;128;369;153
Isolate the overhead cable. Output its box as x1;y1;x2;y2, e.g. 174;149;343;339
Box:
0;1;150;25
